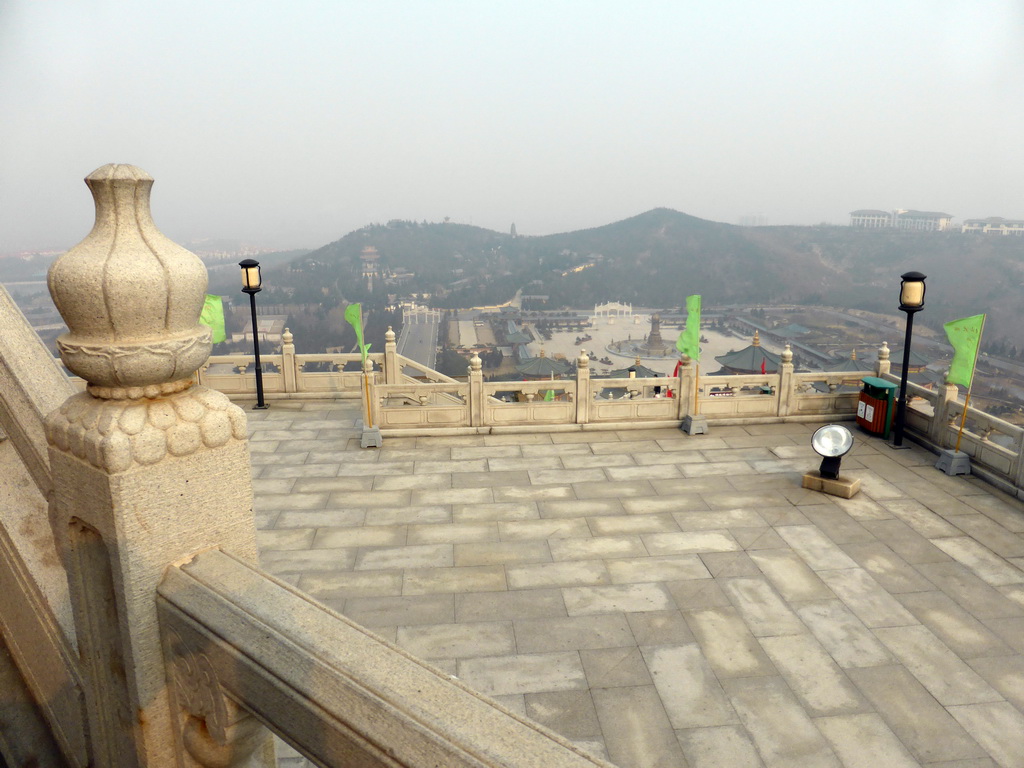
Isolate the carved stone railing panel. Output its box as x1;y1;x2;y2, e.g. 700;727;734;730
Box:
158;549;614;768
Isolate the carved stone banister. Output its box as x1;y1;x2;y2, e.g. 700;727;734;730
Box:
0;283;76;497
158;549;614;768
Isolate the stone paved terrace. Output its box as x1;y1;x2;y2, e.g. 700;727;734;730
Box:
248;400;1024;768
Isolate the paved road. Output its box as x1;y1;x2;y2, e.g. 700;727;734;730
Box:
397;315;438;372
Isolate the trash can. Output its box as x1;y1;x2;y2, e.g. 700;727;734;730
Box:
857;377;897;439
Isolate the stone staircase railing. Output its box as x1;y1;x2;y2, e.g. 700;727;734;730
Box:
0;283;88;768
158;549;613;768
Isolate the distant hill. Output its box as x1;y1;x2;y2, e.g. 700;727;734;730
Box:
282;209;1024;343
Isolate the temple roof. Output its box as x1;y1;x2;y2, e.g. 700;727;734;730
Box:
827;349;871;372
889;348;931;367
714;331;782;373
607;361;663;378
515;350;571;377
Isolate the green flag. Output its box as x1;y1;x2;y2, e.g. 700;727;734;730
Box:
344;302;371;364
944;313;985;388
544;389;555;401
199;294;226;343
676;294;701;361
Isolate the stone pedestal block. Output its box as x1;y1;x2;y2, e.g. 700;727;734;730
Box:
361;425;384;448
682;414;709;435
935;449;971;476
801;471;861;499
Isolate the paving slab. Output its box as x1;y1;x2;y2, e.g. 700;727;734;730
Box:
758;634;869;716
794;599;895;669
580;646;653;688
395;621;515;660
677;725;763;768
722;676;840;768
457;652;589;697
591;685;688;768
813;713;919;768
514;614;633;653
643;644;738;729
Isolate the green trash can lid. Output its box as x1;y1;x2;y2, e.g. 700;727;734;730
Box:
861;376;898;390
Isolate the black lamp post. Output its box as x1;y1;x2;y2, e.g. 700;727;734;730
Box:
239;259;268;410
893;271;926;447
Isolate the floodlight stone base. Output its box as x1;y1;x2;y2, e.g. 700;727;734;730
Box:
935;449;971;476
681;415;709;435
802;471;861;499
360;426;383;448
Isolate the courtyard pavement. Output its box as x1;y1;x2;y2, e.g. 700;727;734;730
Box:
248;399;1024;768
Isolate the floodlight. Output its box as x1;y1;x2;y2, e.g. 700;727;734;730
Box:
811;424;853;480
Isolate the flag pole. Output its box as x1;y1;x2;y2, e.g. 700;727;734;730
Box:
954;314;985;454
363;370;374;429
693;361;699;415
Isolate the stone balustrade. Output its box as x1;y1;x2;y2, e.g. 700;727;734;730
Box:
195;329;1024;499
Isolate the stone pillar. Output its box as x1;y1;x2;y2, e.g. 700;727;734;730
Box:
575;350;591;425
362;357;377;424
281;328;297;393
384;326;399;384
876;341;891;378
930;383;959;448
44;165;274;767
675;357;695;420
777;344;795;417
468;353;484;427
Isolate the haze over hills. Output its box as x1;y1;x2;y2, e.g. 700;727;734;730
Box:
288;208;1024;343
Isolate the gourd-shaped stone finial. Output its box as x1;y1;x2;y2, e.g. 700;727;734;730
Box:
282;327;294;346
578;349;590;367
470;353;482;371
48;164;211;399
878;341;890;362
385;326;396;343
781;344;793;364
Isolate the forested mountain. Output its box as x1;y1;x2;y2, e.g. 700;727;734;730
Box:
281;208;1024;342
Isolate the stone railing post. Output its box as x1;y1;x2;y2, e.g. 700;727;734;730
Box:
384;326;399;384
281;327;297;393
930;383;959;448
575;350;591;425
362;357;381;429
777;344;795;417
876;341;891;378
675;357;695;420
468;353;484;427
44;165;274;768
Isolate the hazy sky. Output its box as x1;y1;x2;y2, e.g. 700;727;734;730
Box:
2;1;1022;252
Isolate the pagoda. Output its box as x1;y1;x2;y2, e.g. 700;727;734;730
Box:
714;330;781;374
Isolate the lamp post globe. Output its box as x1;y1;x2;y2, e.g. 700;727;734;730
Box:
239;259;268;409
893;271;926;447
